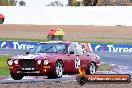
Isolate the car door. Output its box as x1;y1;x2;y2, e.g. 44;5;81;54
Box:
64;44;77;73
78;44;90;70
74;43;87;71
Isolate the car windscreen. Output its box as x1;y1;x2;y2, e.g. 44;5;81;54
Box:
31;43;67;54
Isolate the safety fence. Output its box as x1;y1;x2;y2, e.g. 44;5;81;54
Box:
0;41;132;53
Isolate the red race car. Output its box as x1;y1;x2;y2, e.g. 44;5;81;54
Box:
7;41;100;80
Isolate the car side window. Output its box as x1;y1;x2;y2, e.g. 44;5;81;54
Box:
75;43;83;54
75;43;87;54
68;44;76;54
82;45;87;53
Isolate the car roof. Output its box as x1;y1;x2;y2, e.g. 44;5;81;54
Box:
38;41;81;45
39;41;69;44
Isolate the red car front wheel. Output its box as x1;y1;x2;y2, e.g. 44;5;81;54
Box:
47;61;63;79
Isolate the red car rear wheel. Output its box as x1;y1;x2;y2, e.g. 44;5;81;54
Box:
86;62;96;74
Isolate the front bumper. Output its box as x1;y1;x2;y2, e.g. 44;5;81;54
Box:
8;64;54;75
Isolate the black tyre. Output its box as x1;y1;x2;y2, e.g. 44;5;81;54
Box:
47;61;63;79
76;76;86;85
11;73;24;80
86;62;96;74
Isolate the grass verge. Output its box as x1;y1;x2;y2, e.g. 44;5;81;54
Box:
0;38;49;42
0;55;10;76
0;38;132;44
98;64;112;71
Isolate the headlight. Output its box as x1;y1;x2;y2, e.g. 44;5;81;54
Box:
14;60;18;64
43;59;49;65
8;60;13;65
37;60;41;65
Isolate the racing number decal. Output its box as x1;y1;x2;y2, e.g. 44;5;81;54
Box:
75;57;80;68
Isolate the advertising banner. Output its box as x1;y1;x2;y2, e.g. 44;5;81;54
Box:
0;41;132;52
87;43;132;53
0;41;39;49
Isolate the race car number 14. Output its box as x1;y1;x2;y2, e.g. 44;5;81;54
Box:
75;57;80;68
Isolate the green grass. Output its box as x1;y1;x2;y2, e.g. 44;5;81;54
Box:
95;36;132;40
71;40;117;44
0;38;49;42
0;55;10;76
98;64;112;71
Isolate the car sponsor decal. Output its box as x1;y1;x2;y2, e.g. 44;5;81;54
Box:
75;57;80;68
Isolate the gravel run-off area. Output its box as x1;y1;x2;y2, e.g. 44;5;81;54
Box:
0;81;132;88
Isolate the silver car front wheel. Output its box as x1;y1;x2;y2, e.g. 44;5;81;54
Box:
47;61;63;79
55;61;63;77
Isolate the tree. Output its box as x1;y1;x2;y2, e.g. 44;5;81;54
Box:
68;0;98;6
83;0;98;6
19;0;26;6
97;0;130;6
0;0;15;6
68;0;78;6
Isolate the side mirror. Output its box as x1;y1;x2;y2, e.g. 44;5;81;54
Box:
26;52;30;55
69;51;74;55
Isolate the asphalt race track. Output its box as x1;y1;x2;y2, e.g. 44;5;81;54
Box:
0;48;132;84
0;75;76;84
95;51;132;74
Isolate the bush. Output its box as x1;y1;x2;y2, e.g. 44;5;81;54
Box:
0;0;14;6
97;0;131;6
